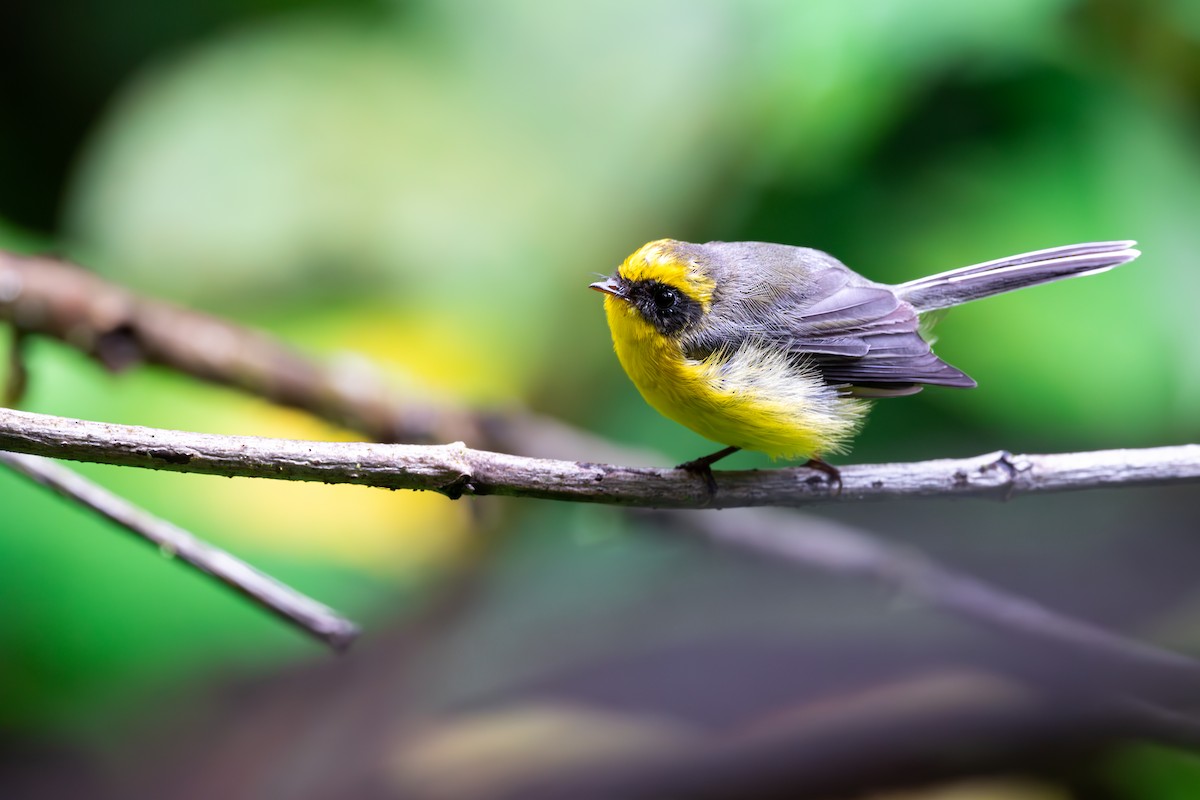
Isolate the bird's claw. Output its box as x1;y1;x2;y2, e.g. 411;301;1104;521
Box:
676;458;720;498
675;445;740;501
803;456;842;496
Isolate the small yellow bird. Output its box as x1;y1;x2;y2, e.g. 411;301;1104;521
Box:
590;238;1140;484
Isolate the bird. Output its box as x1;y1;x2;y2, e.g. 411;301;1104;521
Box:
589;238;1140;489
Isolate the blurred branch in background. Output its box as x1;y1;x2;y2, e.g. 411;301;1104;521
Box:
672;508;1200;706
396;670;1196;800
0;450;358;649
0;250;479;445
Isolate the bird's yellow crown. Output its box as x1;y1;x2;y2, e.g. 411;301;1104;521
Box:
618;239;717;313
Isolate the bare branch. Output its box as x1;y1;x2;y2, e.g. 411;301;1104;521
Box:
0;450;359;650
0;407;1195;507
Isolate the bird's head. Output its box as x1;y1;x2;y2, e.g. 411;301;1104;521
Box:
589;239;715;339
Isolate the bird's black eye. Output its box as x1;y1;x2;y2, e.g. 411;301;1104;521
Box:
630;279;699;335
652;285;678;313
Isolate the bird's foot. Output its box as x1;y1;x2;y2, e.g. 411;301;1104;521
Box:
676;445;740;500
803;456;842;496
677;459;720;497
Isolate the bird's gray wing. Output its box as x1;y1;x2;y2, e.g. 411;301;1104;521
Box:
687;266;977;392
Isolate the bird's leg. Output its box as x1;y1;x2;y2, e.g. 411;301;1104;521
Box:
676;445;741;472
803;455;842;496
676;446;741;496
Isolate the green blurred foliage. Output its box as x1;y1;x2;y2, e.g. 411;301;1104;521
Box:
3;0;1200;793
1107;747;1200;800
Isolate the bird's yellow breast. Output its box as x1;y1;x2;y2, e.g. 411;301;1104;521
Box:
602;295;867;458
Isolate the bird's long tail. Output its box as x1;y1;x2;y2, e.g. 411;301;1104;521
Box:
895;241;1140;314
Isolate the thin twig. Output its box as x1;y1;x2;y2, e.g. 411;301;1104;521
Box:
0;407;1195;507
0;450;359;651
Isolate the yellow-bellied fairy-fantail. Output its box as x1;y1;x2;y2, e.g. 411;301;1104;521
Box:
591;239;1139;482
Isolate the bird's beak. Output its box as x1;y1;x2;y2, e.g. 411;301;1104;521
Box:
589;277;627;299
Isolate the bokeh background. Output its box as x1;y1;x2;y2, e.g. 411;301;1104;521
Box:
3;0;1199;797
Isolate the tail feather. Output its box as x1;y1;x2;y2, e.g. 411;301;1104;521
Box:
895;241;1140;314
